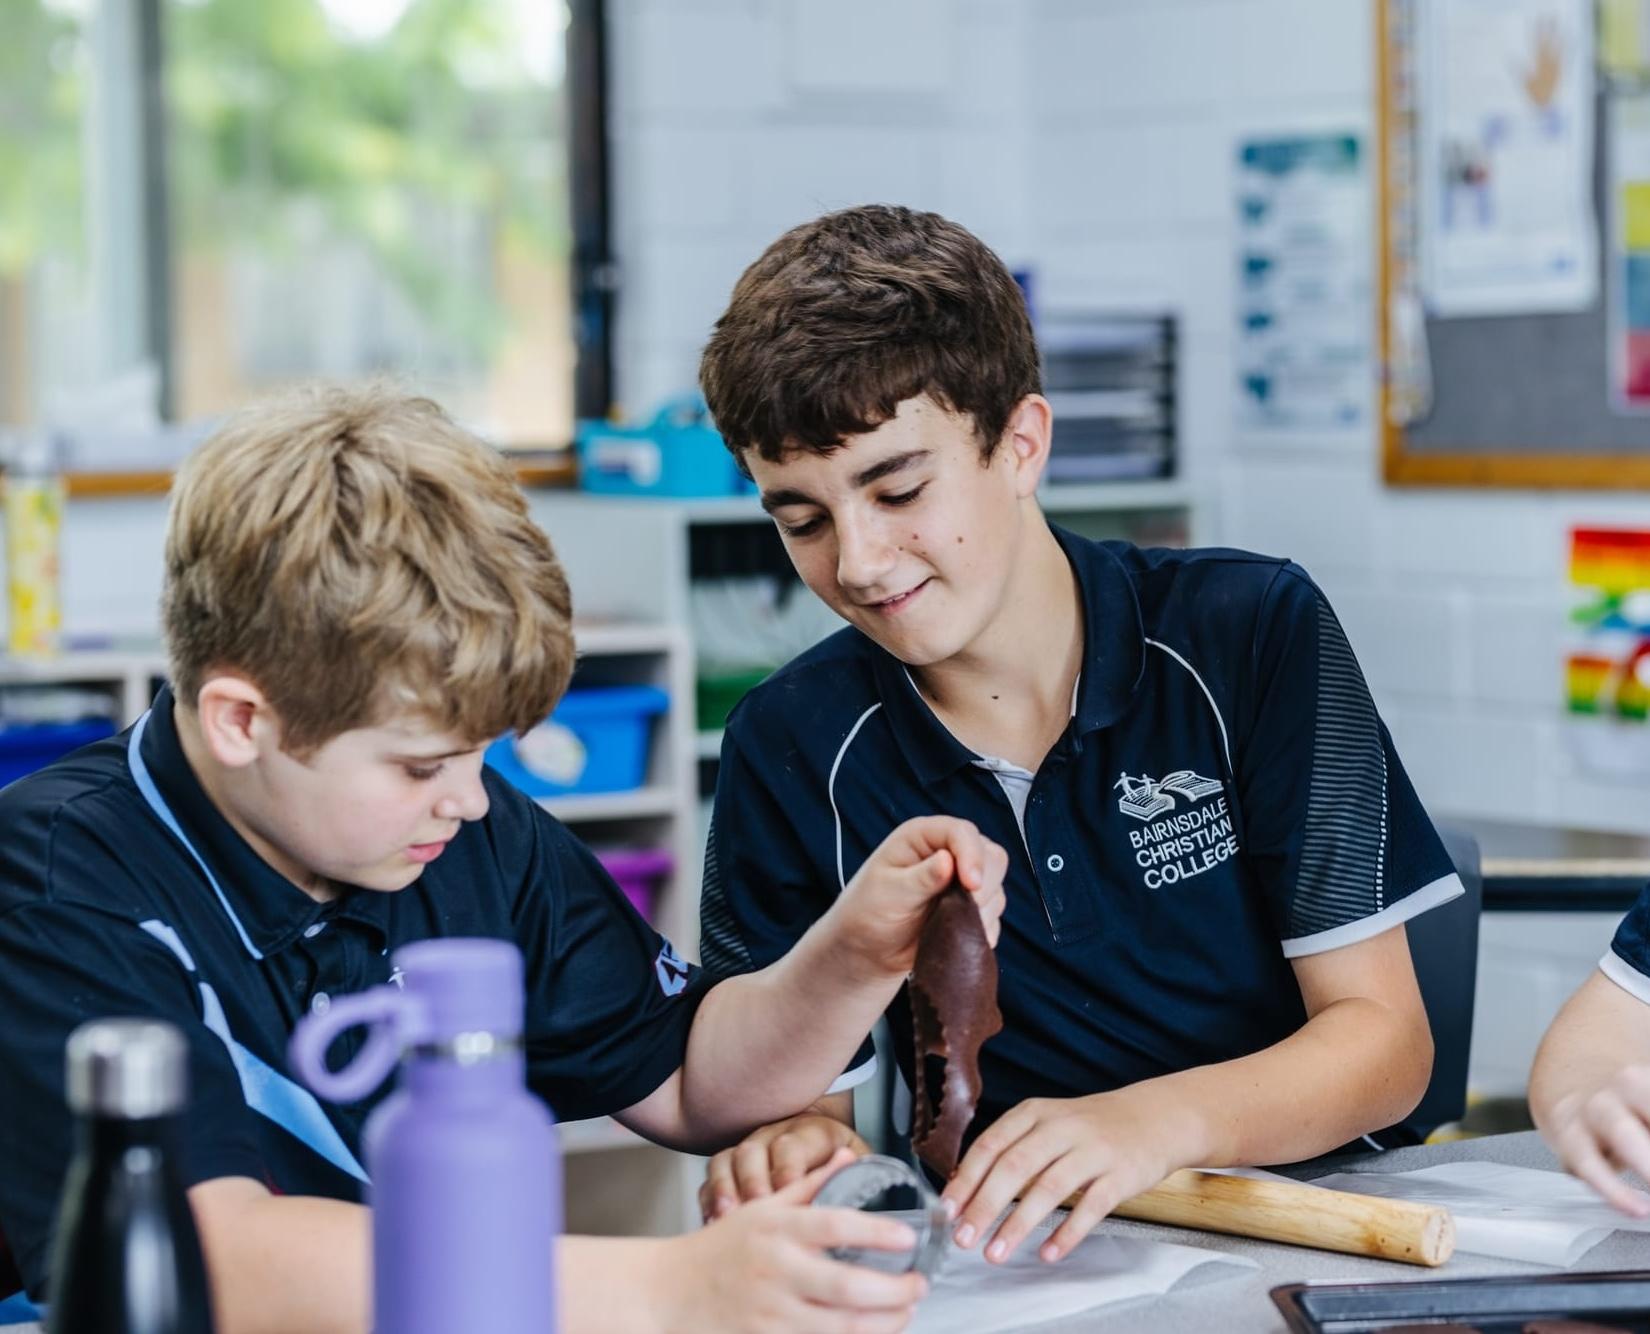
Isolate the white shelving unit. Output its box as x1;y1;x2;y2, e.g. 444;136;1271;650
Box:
0;648;169;724
545;620;709;1239
541;785;678;822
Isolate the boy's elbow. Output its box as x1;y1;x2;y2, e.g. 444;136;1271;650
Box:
1389;1000;1435;1123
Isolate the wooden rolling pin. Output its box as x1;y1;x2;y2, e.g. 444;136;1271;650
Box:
1064;1169;1455;1267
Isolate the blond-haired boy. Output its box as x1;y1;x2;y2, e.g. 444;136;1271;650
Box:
0;385;1006;1334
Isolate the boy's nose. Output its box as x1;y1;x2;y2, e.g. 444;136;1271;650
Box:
835;515;897;592
435;776;490;824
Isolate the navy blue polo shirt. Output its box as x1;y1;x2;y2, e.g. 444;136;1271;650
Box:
1600;886;1650;1003
702;528;1462;1142
0;687;708;1299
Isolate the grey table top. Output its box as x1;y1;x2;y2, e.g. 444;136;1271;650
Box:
1022;1131;1650;1333
4;1134;1640;1334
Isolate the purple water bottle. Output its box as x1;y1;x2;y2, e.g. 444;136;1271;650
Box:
289;939;558;1334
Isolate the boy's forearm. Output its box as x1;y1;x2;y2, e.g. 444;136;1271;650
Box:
1530;971;1650;1132
1133;995;1433;1170
679;917;901;1145
559;1236;672;1334
191;1181;371;1334
191;1178;668;1334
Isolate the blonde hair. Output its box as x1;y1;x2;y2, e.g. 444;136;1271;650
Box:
163;382;575;754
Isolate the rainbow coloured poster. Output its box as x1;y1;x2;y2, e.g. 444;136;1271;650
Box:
1567;527;1650;724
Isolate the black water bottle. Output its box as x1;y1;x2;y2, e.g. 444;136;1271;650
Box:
46;1019;215;1334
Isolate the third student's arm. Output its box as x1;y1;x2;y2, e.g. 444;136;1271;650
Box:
1529;970;1650;1215
944;923;1432;1264
618;815;1006;1151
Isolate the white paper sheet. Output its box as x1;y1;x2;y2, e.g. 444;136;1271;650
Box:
1306;1160;1650;1267
1234;133;1371;434
903;1212;1256;1334
1419;0;1598;315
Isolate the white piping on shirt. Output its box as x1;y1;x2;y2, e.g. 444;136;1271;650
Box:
1600;951;1650;1007
829;703;884;892
1278;871;1464;958
1144;638;1232;772
825;1054;880;1095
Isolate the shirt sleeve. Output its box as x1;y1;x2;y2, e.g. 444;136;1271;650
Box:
1601;884;1650;1004
1237;565;1463;957
0;900;268;1299
697;724;877;1092
513;804;712;1122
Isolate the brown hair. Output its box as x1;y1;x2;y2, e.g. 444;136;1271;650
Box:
162;382;575;754
700;204;1040;465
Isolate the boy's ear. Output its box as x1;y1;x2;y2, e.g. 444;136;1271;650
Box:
1004;394;1053;498
194;675;274;770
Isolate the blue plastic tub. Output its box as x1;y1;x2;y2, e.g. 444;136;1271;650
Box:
0;718;118;788
485;686;669;797
577;396;749;497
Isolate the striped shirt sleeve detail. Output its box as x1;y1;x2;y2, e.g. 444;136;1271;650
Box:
1288;598;1390;939
697;813;753;976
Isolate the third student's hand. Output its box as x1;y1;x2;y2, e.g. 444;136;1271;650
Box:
941;1086;1190;1265
700;1114;873;1221
657;1149;926;1334
1543;1067;1650;1218
828;816;1008;981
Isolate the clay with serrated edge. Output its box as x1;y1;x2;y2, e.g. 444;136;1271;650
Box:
909;881;1003;1178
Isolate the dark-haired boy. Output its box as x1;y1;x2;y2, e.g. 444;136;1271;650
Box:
696;204;1465;1266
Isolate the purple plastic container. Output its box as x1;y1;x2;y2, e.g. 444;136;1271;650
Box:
596;848;674;922
289;939;558;1334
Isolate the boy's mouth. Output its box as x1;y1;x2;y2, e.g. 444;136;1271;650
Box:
405;840;450;865
865;578;931;615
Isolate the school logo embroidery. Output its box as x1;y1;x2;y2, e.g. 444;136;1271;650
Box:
1112;770;1224;821
654;941;691;998
1114;769;1238;890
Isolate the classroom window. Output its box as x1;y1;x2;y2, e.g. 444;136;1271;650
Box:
3;0;596;451
1;0;97;428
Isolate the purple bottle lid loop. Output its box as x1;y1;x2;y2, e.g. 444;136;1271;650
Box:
288;985;426;1104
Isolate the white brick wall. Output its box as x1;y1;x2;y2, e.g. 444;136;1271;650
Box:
608;0;1034;413
1472;913;1621;1096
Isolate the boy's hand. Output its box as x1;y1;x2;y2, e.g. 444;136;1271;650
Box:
827;816;1008;981
654;1149;926;1334
940;1088;1193;1265
700;1114;872;1221
1543;1069;1650;1217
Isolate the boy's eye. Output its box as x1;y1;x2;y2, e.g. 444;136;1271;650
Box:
404;764;444;782
777;515;824;539
881;484;926;507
